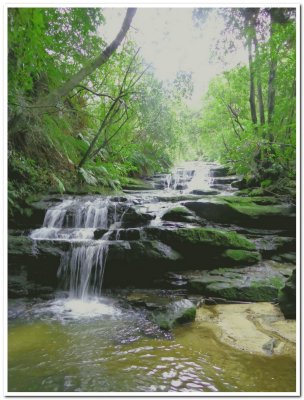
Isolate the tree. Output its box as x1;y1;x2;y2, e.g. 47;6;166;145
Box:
39;8;137;107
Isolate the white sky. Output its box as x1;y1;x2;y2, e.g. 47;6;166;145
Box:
100;8;248;109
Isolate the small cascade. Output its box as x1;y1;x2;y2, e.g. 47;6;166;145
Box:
30;196;129;299
58;241;108;300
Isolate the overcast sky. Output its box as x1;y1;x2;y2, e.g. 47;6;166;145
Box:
101;8;248;109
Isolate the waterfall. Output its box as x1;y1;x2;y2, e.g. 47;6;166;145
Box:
30;196;129;299
58;241;108;300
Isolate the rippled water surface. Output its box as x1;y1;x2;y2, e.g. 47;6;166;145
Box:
8;296;296;393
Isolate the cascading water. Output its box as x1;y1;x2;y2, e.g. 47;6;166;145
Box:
30;197;126;301
58;241;108;300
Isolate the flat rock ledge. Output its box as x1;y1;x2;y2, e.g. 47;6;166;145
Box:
196;302;296;357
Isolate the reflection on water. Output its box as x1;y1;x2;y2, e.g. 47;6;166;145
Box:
8;297;296;393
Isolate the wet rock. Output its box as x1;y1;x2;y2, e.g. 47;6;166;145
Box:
114;228;142;241
110;196;128;202
222;249;261;266
161;206;196;223
209;166;230;177
183;197;295;233
186;261;293;302
121;208;156;227
278;268;296;319
212;176;239;185
152;299;196;330
196;303;296;357
93;229;108;239
144;226;258;268
190;189;219;195
253;236;296;259
103;240;183;287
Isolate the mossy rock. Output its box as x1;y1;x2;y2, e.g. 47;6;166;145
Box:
184;198;295;232
186;261;292;302
161;206;195;223
222;249;261;266
152;299;196;330
147;227;256;250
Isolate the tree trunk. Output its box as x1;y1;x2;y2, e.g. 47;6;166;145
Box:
253;34;265;126
267;13;278;127
38;8;136;107
248;38;258;126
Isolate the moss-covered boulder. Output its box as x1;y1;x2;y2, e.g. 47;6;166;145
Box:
121;207;156;227
186;261;293;302
144;227;258;268
183;197;295;233
278;268;296;319
152;299;196;330
222;249;261;266
161;206;196;223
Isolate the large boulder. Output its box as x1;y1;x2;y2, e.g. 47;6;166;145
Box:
121;208;156;227
183;197;295;233
144;226;260;268
186;261;293;302
103;240;183;287
278;268;296;319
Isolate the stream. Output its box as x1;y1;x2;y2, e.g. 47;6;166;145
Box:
8;161;296;393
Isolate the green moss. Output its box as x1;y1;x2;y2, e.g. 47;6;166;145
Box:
174;228;256;250
162;206;194;222
175;307;196;324
223;249;261;265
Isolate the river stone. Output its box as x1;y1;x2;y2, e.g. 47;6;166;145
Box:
161;206;196;223
121;208;156;227
186;260;293;302
152;299;196;330
278;268;296;319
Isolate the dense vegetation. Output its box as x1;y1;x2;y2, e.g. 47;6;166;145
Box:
196;8;296;196
7;7;296;219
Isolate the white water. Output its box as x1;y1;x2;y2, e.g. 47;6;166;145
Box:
58;241;109;300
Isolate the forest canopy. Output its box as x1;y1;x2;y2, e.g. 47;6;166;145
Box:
7;7;296;218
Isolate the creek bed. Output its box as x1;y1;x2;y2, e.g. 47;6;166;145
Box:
8;296;296;393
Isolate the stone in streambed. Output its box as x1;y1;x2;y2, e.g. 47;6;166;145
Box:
278;268;296;319
186;260;293;302
152;299;196;330
161;206;197;223
121;208;156;227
